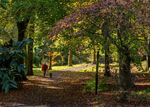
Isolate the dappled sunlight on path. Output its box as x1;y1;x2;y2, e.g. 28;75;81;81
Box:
1;71;150;106
0;72;96;107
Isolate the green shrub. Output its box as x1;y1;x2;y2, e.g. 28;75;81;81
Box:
84;79;109;92
132;88;150;96
128;88;150;103
0;39;31;93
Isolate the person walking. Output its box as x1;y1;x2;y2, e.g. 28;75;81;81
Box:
42;63;48;77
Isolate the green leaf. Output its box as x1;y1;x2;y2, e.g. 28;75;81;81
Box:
0;0;9;9
17;64;25;73
2;79;9;93
10;80;17;89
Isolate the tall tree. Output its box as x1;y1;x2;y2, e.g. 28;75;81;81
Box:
95;50;99;95
102;19;111;77
17;19;30;79
26;21;34;75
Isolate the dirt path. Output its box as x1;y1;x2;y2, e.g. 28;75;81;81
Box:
0;72;97;107
1;66;150;106
0;63;96;107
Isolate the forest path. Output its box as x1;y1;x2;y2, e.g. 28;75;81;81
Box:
1;64;150;106
1;71;150;107
0;71;98;107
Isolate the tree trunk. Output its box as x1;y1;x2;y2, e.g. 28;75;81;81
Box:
92;47;96;64
17;19;29;80
68;49;73;66
17;20;29;41
119;47;134;90
49;52;53;70
61;54;64;65
95;50;100;95
26;20;34;76
104;40;111;77
102;20;111;77
27;38;33;75
147;36;150;70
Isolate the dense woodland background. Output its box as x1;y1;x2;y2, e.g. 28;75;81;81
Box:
0;0;150;106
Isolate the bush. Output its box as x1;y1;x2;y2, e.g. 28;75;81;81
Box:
126;88;150;103
84;79;109;93
0;39;31;93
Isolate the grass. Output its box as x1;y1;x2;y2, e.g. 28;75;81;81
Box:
42;62;119;73
33;63;89;76
80;66;96;72
84;79;109;92
33;65;70;76
33;61;149;76
80;63;119;72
